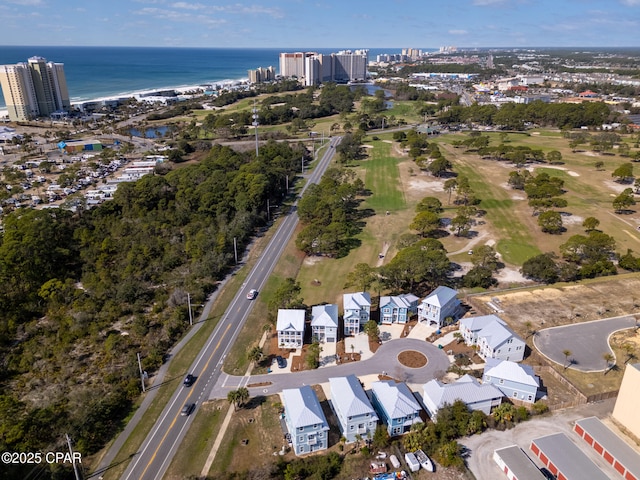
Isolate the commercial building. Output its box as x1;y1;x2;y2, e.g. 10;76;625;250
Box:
612;362;640;440
0;56;70;121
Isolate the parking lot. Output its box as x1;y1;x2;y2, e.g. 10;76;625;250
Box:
533;316;637;372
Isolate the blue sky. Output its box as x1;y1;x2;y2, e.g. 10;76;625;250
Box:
1;0;639;48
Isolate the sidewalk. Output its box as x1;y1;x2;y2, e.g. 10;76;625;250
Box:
91;251;248;478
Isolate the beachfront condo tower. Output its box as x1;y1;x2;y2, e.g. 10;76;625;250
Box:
279;50;368;86
0;56;70;122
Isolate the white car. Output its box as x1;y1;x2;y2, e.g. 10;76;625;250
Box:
246;289;258;300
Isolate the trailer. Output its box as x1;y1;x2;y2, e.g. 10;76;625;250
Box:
404;452;420;472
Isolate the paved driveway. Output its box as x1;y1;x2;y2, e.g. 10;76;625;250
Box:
209;338;450;400
533;315;637;372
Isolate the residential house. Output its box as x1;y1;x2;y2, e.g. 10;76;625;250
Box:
343;292;371;336
417;286;461;329
370;380;422;436
329;375;378;443
282;385;330;455
277;309;306;349
482;358;540;403
379;294;419;324
459;314;525;362
311;304;339;343
422;374;503;418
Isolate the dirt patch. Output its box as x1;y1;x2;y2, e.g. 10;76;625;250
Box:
336;339;362;363
397;350;428;368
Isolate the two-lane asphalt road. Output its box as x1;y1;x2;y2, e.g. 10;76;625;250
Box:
118;136;341;480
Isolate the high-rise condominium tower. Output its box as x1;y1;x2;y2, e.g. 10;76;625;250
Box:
0;56;70;122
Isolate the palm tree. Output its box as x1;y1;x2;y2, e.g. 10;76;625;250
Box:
623;343;636;364
247;346;263;367
236;387;250;408
227;390;239;411
562;349;572;370
603;353;615;375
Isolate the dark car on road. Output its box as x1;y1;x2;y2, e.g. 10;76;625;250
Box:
276;355;287;369
183;374;195;387
181;403;195;416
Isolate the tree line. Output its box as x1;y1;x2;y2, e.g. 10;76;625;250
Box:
0;140;306;479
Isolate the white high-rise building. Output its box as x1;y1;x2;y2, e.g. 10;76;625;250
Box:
280;50;368;85
0;56;70;122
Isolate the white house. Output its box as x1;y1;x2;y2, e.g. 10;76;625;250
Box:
282;385;330;455
459;314;525;362
329;375;378;443
483;358;540;403
311;304;338;343
379;294;419;324
277;309;306;349
422;374;503;418
343;292;371;336
417;286;461;329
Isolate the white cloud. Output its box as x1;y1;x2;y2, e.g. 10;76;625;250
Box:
170;2;207;10
5;0;43;5
134;7;226;26
621;0;640;5
471;0;507;5
449;29;468;35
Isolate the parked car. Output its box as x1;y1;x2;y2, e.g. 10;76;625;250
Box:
183;374;195;387
276;355;287;369
246;289;258;300
181;403;195;416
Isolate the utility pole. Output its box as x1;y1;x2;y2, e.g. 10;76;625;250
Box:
65;434;82;480
301;156;304;174
233;237;238;265
137;352;146;393
187;292;193;326
252;100;259;157
267;198;270;222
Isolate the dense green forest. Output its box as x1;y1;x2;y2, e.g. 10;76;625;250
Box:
0;140;307;479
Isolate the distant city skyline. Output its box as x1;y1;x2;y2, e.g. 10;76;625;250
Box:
1;0;639;49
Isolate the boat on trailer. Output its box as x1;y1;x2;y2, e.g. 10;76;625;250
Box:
414;449;434;472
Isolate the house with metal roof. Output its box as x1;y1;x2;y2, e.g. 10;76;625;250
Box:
483;358;540;403
370;380;423;436
417;286;461;329
459;314;525;362
282;385;330;455
276;309;306;349
422;374;503;418
329;375;378;443
379;294;419;324
343;292;371;336
311;304;338;343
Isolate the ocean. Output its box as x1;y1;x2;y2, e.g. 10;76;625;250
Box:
0;46;408;110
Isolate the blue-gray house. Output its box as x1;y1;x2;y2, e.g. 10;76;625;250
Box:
282;385;330;455
379;294;419;324
329;375;378;443
482;358;540;404
370;380;422;436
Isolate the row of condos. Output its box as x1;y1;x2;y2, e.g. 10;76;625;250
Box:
279;50;369;86
277;287;463;349
0;56;70;122
283;360;543;456
281;376;421;455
